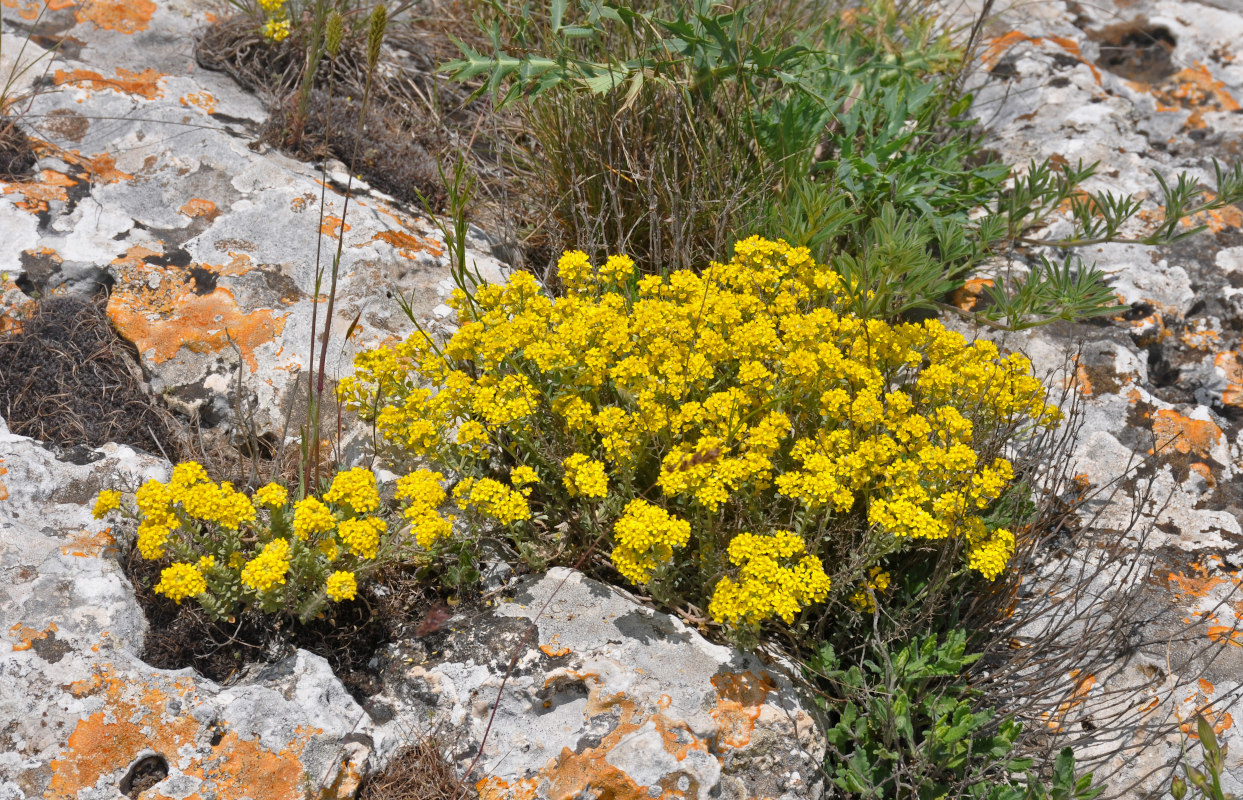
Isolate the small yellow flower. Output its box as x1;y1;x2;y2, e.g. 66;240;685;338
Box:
92;490;122;519
154;563;207;604
562;453;608;499
324;468;381;514
325;571;357;602
338;516;385;559
241;538;291;593
253;482;288;508
261;17;291;42
293;497;336;540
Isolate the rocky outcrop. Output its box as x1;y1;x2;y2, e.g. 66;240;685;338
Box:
0;415;372;800
375;568;825;800
0;0;504;440
954;0;1243;793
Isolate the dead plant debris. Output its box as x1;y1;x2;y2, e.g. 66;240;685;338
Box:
0;117;37;180
358;734;477;800
0;294;181;455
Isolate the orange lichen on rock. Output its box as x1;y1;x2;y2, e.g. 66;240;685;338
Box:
180;198;218;219
2;169;76;212
1150;409;1222;458
54;67;164;100
321;216;351;239
982;31;1102;84
1168;561;1227;600
1188;192;1243;234
1046;671;1095;731
9;622;57;652
1207;626;1243;647
60;529;116;558
108;286;286;371
73;0;157;33
710;671;776;749
1150;63;1240;129
373;229;444;260
61;152;134;184
477;777;540;800
0;462;8;501
1;0;73;20
46;667;320;800
181;91;217;114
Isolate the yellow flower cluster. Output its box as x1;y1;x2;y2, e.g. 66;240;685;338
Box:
396;470;453;549
324;468;381;514
452;478;531;525
293;497;336;540
848;567;892;614
154;562;207;604
132;463;256;559
341;237;1056;608
338;517;385;560
709;531;832;625
253;482;288;508
93;490;121;519
611;499;691;584
966;524;1016;581
257;0;289;42
562;453;609;499
241;538;290;593
325;570;357;602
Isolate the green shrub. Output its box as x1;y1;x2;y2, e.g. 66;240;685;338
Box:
813;630;1102;800
453;0;1243;329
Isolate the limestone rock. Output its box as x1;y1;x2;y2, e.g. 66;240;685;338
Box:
374;568;824;800
0;417;371;800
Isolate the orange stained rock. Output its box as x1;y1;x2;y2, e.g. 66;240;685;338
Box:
710;671;776;749
61;529;116;558
373;229;444;259
1168;563;1227;599
477;777;540;800
1190;192;1243;234
982;31;1101;84
9;621;57;651
1189;462;1217;489
1150;409;1222;458
1;0;73;19
321;216;351;238
1180;326;1221;350
1150;63;1240;129
180;91;217;114
107;286;287;372
54;67;164;100
73;0;157;33
62;151;133;184
1207;626;1243;647
47;667;322;800
1047;672;1095;730
1065;358;1093;397
180;197;218;219
0;462;7;501
2;169;76;212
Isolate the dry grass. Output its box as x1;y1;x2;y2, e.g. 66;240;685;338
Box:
0;295;183;456
357;733;477;800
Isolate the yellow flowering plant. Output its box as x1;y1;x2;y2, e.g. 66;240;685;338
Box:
96;464;454;622
340;237;1059;630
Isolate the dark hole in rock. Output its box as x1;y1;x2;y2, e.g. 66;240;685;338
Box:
0;295;181;456
1091;20;1177;83
1145;342;1181;388
119;754;169;798
124;549;450;704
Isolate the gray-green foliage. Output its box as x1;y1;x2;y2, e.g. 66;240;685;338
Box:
447;0;1243;330
812;630;1103;800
